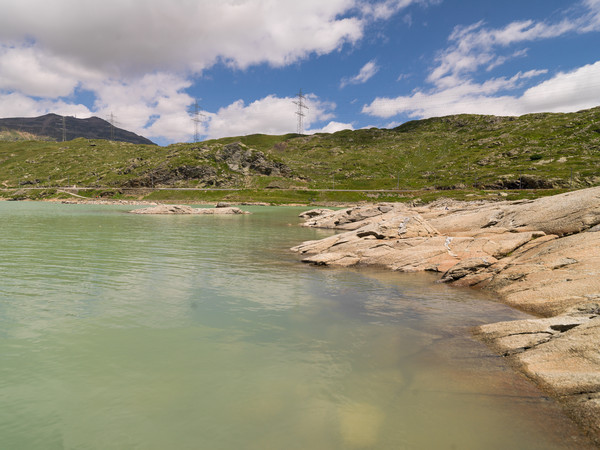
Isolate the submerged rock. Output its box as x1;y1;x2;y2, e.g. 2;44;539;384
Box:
292;186;600;442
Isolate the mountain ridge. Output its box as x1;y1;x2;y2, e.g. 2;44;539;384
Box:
1;106;599;204
0;113;155;145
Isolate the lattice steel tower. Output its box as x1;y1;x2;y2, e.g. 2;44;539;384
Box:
293;89;309;134
190;99;205;143
109;112;116;140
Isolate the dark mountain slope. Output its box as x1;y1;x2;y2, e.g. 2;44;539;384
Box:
0;113;155;145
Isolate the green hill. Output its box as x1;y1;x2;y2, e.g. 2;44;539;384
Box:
1;107;599;203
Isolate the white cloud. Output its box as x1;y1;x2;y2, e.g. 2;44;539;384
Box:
200;94;337;140
582;0;600;30
0;63;346;144
519;61;600;112
0;0;426;143
428;2;600;88
361;0;438;21
88;73;194;139
0;92;91;118
341;60;380;88
308;121;354;134
384;121;403;128
0;0;434;80
0;70;196;143
363;62;600;118
362;1;600;124
0;46;76;98
0;0;366;77
146;112;196;143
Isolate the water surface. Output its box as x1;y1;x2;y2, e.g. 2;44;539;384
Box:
0;202;592;449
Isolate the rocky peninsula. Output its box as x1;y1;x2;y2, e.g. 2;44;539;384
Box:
130;204;250;215
292;187;600;442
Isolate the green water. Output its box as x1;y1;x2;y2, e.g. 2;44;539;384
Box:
0;202;592;449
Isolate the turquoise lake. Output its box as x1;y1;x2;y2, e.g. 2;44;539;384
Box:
0;202;592;449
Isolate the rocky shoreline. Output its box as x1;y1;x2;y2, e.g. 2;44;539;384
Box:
292;187;600;443
130;204;250;215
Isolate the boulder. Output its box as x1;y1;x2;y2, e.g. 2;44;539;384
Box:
440;257;496;282
301;203;408;230
356;213;439;240
298;208;334;219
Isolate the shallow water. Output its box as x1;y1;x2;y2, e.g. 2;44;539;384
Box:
0;202;592;449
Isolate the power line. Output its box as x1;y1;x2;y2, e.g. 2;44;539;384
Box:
56;116;67;142
108;112;116;140
190;99;206;143
293;89;309;134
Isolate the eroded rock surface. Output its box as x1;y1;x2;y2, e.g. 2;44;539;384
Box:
215;142;291;177
417;188;600;236
475;306;600;439
131;204;250;215
292;186;600;442
456;231;600;316
300;203;409;230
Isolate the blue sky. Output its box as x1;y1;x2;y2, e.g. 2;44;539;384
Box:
1;0;599;145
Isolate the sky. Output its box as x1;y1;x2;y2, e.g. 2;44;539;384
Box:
1;0;599;146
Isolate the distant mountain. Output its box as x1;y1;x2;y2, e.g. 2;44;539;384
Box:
0;113;156;145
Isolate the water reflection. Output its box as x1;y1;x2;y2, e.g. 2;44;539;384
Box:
0;202;593;449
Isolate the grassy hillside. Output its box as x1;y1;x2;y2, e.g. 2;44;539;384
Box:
251;108;600;190
0;129;55;142
1;107;599;202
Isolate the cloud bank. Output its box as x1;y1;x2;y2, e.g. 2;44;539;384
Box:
0;0;365;76
198;94;337;140
363;0;600;120
0;0;422;143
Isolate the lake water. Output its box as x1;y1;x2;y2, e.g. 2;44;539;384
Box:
0;202;593;449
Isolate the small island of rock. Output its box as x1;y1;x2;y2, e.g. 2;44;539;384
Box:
130;204;250;215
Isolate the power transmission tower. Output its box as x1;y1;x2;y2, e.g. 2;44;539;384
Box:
62;116;66;142
109;112;116;140
190;99;206;143
293;89;309;135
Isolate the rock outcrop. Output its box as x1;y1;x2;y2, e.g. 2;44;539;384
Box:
124;164;223;188
300;203;409;230
131;204;250;215
292;186;600;442
455;231;600;315
421;188;600;236
215;142;292;177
